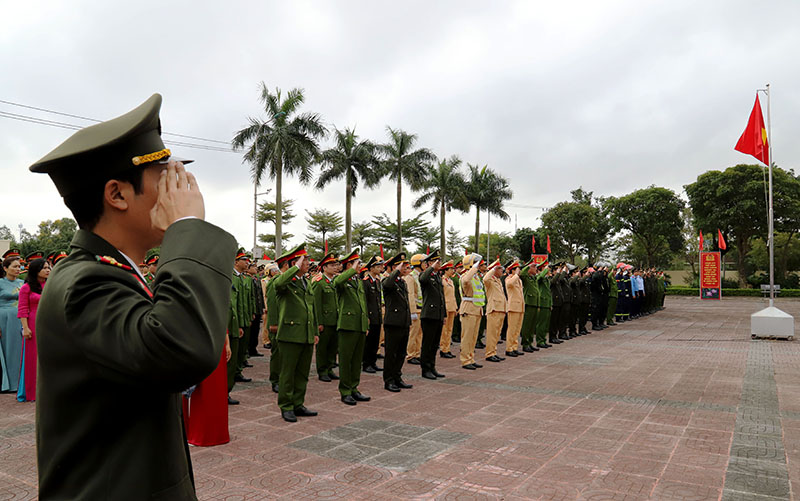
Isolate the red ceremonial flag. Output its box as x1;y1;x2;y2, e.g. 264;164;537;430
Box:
735;95;769;165
380;243;384;259
531;234;536;253
426;245;430;254
324;239;328;253
699;231;704;251
546;235;551;254
718;229;727;250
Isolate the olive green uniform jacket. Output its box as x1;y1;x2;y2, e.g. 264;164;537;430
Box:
274;266;317;344
333;268;368;332
311;274;338;327
36;219;235;501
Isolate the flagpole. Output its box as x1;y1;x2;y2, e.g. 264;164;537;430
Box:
762;84;775;307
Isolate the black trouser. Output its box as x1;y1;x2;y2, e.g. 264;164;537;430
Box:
578;302;589;332
590;296;601;327
249;317;261;355
420;318;443;374
363;323;381;369
559;303;571;339
549;305;562;341
383;325;409;385
568;301;578;334
236;321;251;375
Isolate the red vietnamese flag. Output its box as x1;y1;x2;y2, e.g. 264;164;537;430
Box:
718;229;727;250
546;235;551;254
324;239;328;253
531;234;536;253
699;231;704;251
380;243;384;259
735;95;769;165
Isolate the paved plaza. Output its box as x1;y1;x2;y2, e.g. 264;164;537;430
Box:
3;296;800;500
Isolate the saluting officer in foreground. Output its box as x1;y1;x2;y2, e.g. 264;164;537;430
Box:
31;94;236;500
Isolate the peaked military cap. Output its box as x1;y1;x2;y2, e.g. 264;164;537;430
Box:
506;260;520;270
384;252;407;268
440;260;454;270
423;249;440;262
365;255;383;269
2;249;21;260
29;94;192;197
235;248;248;261
145;254;159;266
318;253;337;267
454;261;464;269
26;251;44;262
487;259;503;271
339;250;360;264
53;251;69;265
277;243;307;264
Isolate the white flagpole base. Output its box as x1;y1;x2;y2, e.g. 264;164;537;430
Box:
751;306;794;340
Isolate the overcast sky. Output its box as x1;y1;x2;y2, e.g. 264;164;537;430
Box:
2;1;799;253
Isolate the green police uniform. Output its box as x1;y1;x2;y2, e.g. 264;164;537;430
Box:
266;274;281;388
334;259;369;398
536;269;552;346
520;264;548;349
311;256;339;379
236;267;255;374
606;270;619;324
30;93;237;500
274;245;318;413
227;271;241;392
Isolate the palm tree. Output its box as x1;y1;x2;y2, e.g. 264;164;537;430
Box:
464;164;513;255
316;128;382;252
232;83;327;256
379;127;436;252
412;155;469;256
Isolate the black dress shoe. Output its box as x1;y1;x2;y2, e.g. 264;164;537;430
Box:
235;375;252;382
341;395;357;405
516;350;526;355
486;355;503;362
550;339;563;344
538;343;551;349
319;374;332;382
397;379;413;389
422;371;437;380
263;343;272;349
294;406;318;417
607;321;616;326
506;351;518;357
282;410;297;422
271;384;279;393
243;361;254;368
497;355;506;361
228;396;239;405
385;383;401;392
523;345;535;353
371;364;383;371
473;363;484;368
363;365;376;374
377;353;385;359
352;392;371;402
333;362;339;368
440;351;455;358
249;351;264;357
433;371;446;378
408;357;421;365
475;342;486;349
462;364;477;370
329;373;340;380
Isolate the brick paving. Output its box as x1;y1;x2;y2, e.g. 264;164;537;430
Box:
3;296;800;500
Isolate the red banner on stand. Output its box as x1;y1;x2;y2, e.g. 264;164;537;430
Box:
700;251;721;300
531;254;548;266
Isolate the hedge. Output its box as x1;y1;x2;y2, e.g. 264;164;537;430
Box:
666;287;800;298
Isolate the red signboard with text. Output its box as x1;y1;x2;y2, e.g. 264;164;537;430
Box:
700;251;721;300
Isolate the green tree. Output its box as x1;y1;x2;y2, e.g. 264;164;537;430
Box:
414;225;441;255
304;208;345;259
685;164;800;286
256;198;295;256
12;218;78;257
605;186;684;268
351;221;375;254
371;213;430;253
464;164;513;255
317;127;382;252
540;188;611;264
232;83;327;256
379;127;436;252
467;232;518;262
0;225;13;240
412;155;469;256
446;226;466;259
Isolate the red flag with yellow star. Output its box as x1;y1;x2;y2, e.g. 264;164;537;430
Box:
735;95;769;165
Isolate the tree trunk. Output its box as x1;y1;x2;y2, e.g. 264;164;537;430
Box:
779;232;794;281
440;200;446;258
396;175;403;252
345;168;353;253
275;156;283;256
736;231;751;287
474;207;481;255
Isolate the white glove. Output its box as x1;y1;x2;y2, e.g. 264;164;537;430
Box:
410;313;419;320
